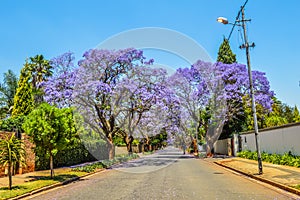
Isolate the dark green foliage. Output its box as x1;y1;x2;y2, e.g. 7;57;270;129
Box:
217;38;237;64
0;70;18;118
11;65;34;117
71;153;139;173
34;143;97;170
0;116;24;132
238;150;300;167
28;54;52;89
149;131;167;149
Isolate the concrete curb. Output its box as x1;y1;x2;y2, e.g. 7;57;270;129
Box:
214;161;300;196
8;169;105;200
7;155;143;200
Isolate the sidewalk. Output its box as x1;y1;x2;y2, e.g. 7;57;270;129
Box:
209;157;300;196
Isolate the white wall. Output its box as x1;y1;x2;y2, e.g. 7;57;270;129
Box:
240;123;300;155
214;138;232;155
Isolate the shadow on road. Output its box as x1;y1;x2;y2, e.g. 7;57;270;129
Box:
111;146;195;173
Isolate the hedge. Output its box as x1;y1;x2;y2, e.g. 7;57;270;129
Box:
238;150;300;167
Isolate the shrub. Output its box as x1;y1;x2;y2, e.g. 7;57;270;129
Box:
72;153;139;173
238;151;300;167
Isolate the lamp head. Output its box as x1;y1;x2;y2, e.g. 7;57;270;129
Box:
217;17;228;24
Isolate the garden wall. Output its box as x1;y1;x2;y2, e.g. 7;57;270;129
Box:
214;138;232;156
240;122;300;155
0;132;35;176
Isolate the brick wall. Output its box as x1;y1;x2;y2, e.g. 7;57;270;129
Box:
0;131;35;176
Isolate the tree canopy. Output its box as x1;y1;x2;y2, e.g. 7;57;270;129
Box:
23;103;76;178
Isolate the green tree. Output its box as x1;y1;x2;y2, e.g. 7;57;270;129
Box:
283;104;294;123
217;38;237;64
0;70;18;118
0;116;25;132
293;106;300;122
0;134;25;190
23;103;76;178
27;55;52;104
11;64;34;117
28;54;52;90
265;98;288;127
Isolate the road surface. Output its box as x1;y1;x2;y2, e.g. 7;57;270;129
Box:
28;147;297;200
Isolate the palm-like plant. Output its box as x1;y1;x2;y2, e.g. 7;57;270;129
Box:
0;134;26;190
28;55;52;89
27;55;52;104
0;70;18;118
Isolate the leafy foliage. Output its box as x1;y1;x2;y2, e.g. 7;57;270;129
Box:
71;153;139;173
0;134;26;190
23;55;53;105
34;143;99;170
238;150;300;167
0;116;25;132
217;38;237;64
23;103;77;178
11;65;34;118
0;70;18;118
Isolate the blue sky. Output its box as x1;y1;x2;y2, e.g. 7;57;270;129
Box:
0;0;299;107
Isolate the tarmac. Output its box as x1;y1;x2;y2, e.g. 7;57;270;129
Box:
0;156;300;198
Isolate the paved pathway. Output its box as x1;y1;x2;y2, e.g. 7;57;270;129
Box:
26;147;297;200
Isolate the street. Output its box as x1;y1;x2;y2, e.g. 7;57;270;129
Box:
28;147;296;200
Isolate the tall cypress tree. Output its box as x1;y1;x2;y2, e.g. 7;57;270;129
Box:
217;38;237;64
217;38;242;138
12;62;34;117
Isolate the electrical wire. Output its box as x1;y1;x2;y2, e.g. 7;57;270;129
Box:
227;0;249;40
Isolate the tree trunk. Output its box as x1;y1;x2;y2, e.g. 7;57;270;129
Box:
128;135;134;155
108;140;115;160
8;162;12;190
206;143;213;157
50;152;54;179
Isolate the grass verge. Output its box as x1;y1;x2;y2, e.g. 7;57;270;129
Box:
0;171;86;200
292;184;300;190
0;153;139;199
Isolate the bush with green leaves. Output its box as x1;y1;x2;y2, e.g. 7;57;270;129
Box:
23;103;77;178
72;153;139;173
238;150;300;167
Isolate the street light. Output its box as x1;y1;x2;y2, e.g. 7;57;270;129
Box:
217;17;228;24
217;1;263;174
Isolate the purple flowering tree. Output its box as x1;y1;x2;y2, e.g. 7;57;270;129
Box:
40;52;76;108
114;66;168;153
169;60;274;156
72;48;155;159
168;64;210;145
42;48;274;158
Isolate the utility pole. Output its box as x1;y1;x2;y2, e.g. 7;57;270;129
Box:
240;6;263;174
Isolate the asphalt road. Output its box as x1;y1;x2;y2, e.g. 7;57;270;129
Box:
28;147;297;200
